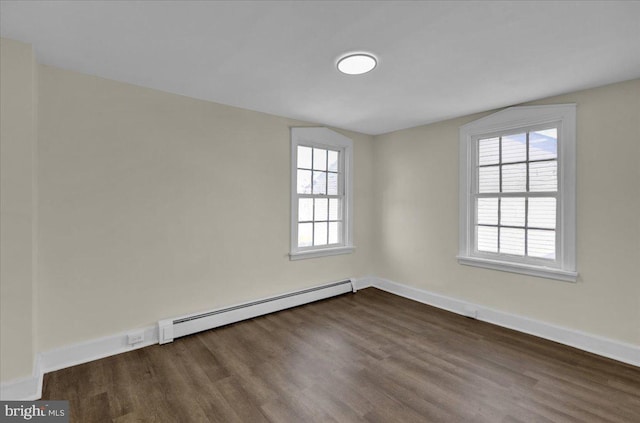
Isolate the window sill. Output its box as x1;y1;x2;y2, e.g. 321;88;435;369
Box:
457;255;577;282
290;246;355;261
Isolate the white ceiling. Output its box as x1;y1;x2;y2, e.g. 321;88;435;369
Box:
1;1;639;135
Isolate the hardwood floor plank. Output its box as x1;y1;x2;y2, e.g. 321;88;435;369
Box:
41;288;640;422
215;377;270;423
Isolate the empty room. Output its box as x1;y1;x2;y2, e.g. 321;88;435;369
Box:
1;1;639;422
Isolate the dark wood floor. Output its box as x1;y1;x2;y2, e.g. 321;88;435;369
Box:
42;288;640;422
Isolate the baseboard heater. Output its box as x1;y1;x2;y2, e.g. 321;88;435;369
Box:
158;279;355;344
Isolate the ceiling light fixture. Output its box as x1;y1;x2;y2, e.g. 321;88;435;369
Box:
337;53;377;75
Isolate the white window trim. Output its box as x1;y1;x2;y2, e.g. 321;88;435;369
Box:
458;104;577;282
290;127;354;260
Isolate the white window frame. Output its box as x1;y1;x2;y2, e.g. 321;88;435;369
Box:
458;104;577;282
290;127;354;260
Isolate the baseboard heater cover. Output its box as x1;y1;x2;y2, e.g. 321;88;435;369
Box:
158;279;354;344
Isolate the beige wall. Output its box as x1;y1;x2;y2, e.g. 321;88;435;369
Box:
37;65;375;351
373;79;640;345
1;35;637;384
0;38;38;381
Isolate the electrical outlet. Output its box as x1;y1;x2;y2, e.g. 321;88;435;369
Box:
127;331;145;345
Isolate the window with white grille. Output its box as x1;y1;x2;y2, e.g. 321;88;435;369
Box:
290;127;354;260
458;105;577;281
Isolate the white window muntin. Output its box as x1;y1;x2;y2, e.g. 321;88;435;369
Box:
470;122;561;268
296;143;344;250
458;104;577;282
290;127;354;260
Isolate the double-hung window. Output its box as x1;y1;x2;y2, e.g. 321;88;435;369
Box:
290;127;354;260
458;105;577;281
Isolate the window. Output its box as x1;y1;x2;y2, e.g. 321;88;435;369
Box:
458;105;577;281
290;127;354;260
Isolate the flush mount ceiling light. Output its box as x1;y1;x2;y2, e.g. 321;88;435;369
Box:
337;53;377;75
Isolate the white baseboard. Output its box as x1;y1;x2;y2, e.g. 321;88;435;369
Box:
3;275;637;400
40;325;158;374
0;356;41;400
1;277;362;400
0;374;42;401
351;275;375;291
0;326;157;401
371;277;640;367
0;376;39;401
